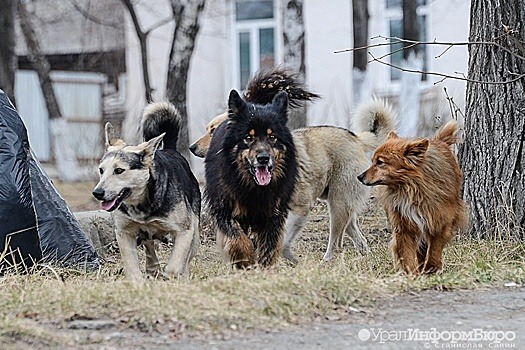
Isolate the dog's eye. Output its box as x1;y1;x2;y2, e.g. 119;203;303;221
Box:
210;127;215;136
268;135;277;142
114;168;125;175
99;168;104;175
244;135;254;144
376;159;385;166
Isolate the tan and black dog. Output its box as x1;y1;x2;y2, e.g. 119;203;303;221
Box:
93;102;201;284
191;69;396;262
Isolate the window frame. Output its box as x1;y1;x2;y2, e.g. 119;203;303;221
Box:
230;0;281;91
380;0;432;91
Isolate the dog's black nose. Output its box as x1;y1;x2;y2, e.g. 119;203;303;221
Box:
92;188;105;200
256;153;270;165
189;143;197;154
357;173;365;184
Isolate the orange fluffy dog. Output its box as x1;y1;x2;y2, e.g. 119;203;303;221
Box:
357;121;468;275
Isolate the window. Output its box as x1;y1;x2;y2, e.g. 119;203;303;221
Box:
385;0;428;81
233;0;276;90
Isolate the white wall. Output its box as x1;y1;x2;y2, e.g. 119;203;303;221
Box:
303;0;353;128
125;0;470;177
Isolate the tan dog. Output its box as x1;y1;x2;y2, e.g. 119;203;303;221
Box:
190;112;227;157
192;99;396;262
93;102;201;284
358;121;468;274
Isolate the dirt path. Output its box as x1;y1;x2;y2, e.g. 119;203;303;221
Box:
55;286;524;349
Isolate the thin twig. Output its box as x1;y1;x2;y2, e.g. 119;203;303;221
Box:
367;52;525;85
335;35;525;62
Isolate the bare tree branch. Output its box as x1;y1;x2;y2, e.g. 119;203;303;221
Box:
367;52;525;85
335;35;525;62
121;0;153;103
68;0;121;28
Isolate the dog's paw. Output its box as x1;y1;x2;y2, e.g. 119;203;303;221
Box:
282;246;298;265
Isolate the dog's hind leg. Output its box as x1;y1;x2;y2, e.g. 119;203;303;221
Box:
345;212;369;254
282;211;309;264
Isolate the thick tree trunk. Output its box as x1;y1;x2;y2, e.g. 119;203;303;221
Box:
352;0;370;109
165;0;206;160
0;0;17;105
458;0;525;238
18;1;80;181
283;0;307;129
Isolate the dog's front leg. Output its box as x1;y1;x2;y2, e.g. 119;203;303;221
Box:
216;216;255;269
423;224;454;274
143;239;162;278
116;230;144;284
282;211;309;264
255;216;284;267
164;213;200;278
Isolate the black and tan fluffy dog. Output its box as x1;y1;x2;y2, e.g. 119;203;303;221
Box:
204;90;297;268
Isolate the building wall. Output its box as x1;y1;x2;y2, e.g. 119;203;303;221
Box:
125;0;470;177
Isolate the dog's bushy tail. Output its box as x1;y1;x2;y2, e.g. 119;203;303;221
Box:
353;98;397;152
141;101;181;150
434;120;458;146
243;67;320;108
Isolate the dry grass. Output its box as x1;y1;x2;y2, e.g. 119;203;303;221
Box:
1;196;524;347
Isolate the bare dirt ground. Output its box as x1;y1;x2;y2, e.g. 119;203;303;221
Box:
51;286;524;350
38;181;525;350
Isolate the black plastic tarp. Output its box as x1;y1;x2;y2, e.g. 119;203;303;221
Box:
0;90;99;272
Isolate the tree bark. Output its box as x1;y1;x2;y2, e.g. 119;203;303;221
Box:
166;0;206;160
0;0;17;105
18;1;61;120
282;0;307;129
18;1;80;181
458;0;525;238
352;0;370;109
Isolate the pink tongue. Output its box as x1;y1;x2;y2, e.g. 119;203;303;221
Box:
101;198;117;211
255;167;271;186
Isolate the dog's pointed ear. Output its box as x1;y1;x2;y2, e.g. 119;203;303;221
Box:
272;91;289;122
387;131;399;140
404;139;429;164
142;133;165;160
228;89;248;122
105;122;125;148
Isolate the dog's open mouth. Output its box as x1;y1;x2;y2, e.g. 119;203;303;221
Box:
251;165;273;186
100;188;131;212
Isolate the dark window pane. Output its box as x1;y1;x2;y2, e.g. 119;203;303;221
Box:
239;32;251;89
259;28;275;70
236;0;273;21
386;0;426;9
389;15;427;81
389;19;404;81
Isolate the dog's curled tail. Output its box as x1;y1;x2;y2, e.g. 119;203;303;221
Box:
434;120;458;146
353;98;397;152
243;67;320;108
141;101;181;150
